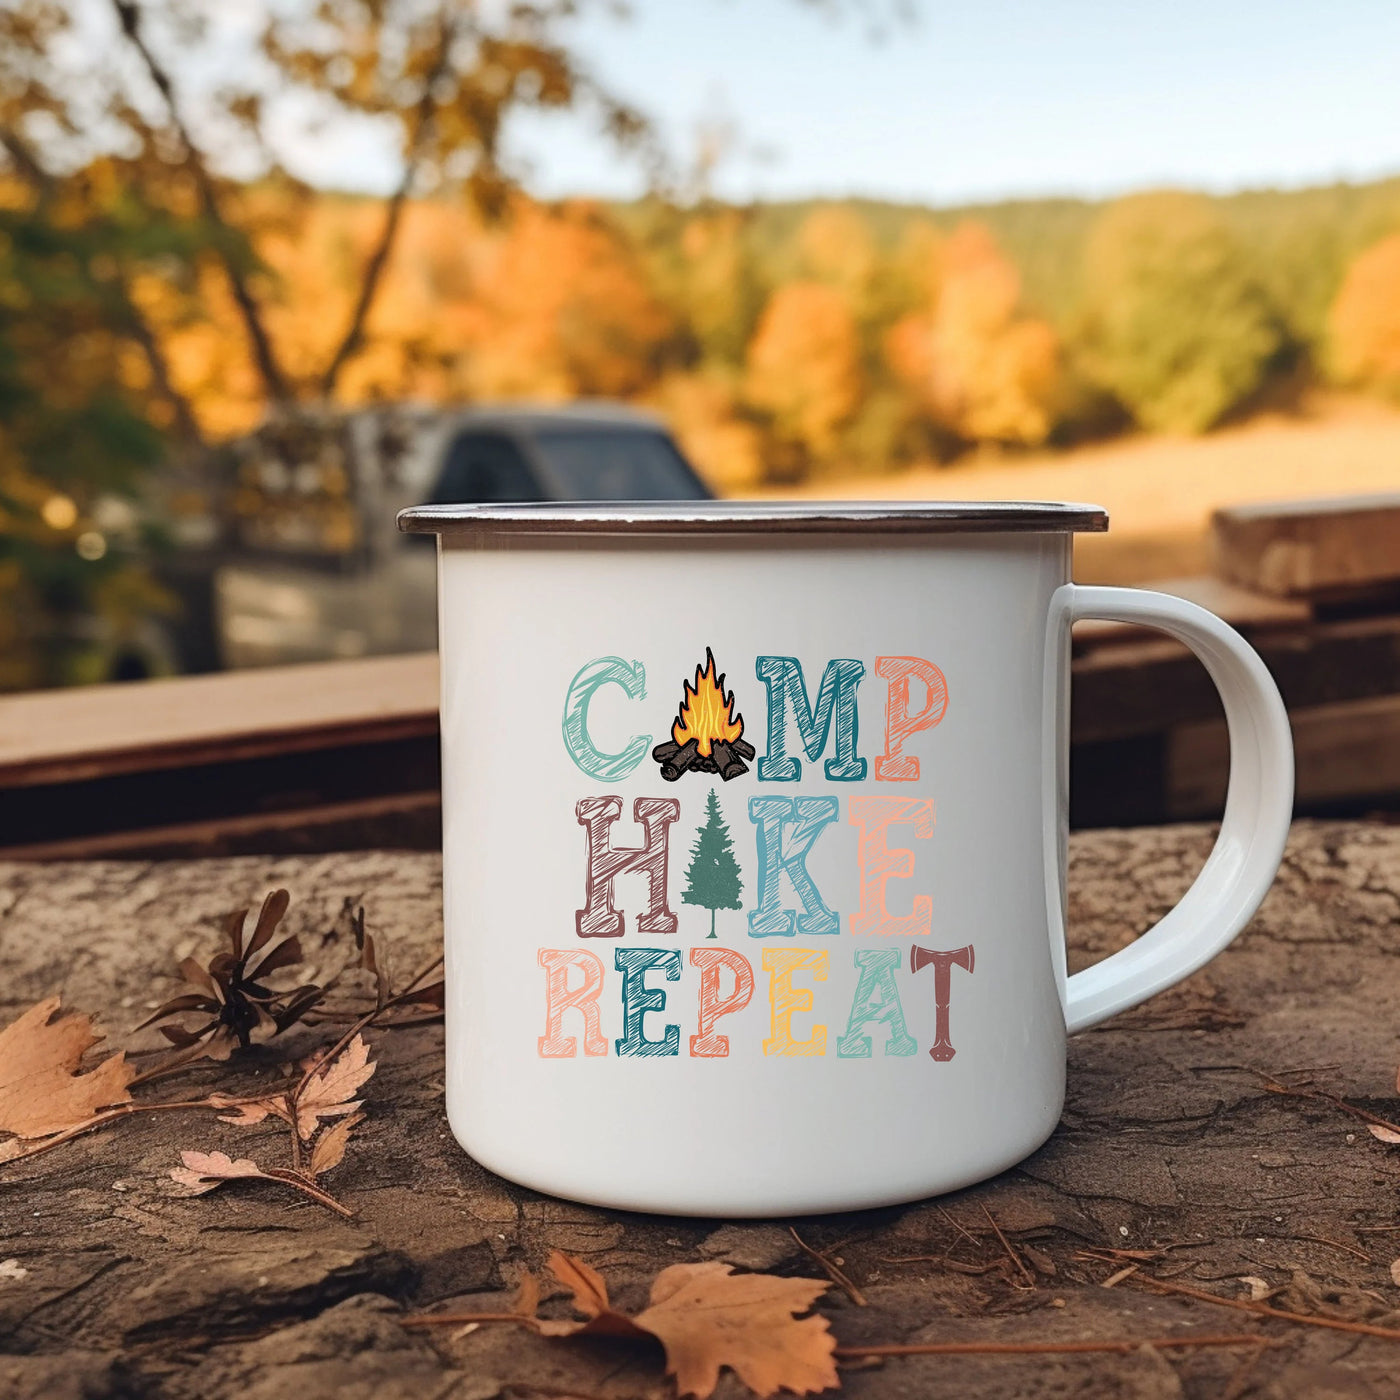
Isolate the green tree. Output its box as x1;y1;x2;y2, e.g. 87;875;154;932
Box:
682;790;744;939
0;205;177;689
1078;192;1285;433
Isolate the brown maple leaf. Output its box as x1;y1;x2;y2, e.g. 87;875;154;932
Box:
293;1034;375;1140
636;1260;837;1399
0;997;135;1139
501;1251;837;1399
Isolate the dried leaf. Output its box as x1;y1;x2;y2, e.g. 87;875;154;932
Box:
245;889;291;961
157;1024;205;1047
208;1092;289;1127
359;932;390;1009
250;935;304;982
224;907;251;959
178;957;222;1002
0;998;135;1139
512;1270;541;1318
548;1250;615;1320
169;1149;352;1216
1368;1123;1400;1144
274;985;327;1033
134;994;219;1032
636;1262;838;1398
1391;1258;1400;1288
398;980;445;1011
308;1110;362;1178
170;1149;268;1195
142;892;322;1060
537;1251;836;1399
294;1035;375;1139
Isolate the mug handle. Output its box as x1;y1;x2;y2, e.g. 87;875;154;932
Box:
1046;584;1294;1034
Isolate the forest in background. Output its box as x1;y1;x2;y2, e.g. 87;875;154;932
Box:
110;172;1400;492
9;167;1400;689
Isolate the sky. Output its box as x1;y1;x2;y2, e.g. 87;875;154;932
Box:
282;0;1400;208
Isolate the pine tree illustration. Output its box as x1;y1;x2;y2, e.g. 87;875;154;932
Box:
682;789;744;939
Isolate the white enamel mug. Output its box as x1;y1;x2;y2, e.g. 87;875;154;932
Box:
398;501;1294;1217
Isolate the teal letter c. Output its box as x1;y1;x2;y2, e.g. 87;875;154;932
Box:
562;657;650;781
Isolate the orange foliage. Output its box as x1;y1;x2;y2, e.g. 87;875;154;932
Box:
145;194;673;436
139;191;1067;478
744;282;861;460
797;206;878;302
886;223;1060;446
1329;233;1400;393
650;369;763;490
461;198;674;401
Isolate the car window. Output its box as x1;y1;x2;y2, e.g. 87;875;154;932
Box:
530;429;710;501
429;432;545;504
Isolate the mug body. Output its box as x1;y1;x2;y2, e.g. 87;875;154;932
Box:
425;505;1098;1216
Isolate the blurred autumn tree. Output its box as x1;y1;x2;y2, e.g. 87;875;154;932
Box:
745;281;862;479
2;0;654;419
886;222;1061;449
1077;192;1286;433
1327;233;1400;397
0;0;654;687
461;198;675;401
0;203;177;687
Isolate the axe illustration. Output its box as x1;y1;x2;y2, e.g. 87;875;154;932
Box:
909;943;975;1062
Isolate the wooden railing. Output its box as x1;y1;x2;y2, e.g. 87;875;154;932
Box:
0;654;440;859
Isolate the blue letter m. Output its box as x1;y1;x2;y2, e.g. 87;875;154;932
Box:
755;656;866;781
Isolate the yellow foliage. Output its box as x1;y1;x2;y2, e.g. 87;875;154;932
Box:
1328;233;1400;393
137;188;1067;470
672;209;757;364
650;368;763;491
744;281;861;460
798;206;878;303
886;222;1060;446
135;261;266;438
462;198;674;402
143;193;674;428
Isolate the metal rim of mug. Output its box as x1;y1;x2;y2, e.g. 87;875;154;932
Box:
397;500;1110;536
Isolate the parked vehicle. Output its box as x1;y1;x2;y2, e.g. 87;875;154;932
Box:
214;403;711;668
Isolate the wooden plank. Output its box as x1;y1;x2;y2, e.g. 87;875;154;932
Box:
1168;691;1400;818
0;789;441;861
1211;492;1400;598
0;651;439;787
1070;611;1400;744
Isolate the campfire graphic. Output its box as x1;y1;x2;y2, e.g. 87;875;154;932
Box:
652;648;756;782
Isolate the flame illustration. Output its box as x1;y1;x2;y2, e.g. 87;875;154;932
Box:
671;648;744;757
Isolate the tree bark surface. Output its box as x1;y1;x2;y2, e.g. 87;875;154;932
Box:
4;821;1400;1398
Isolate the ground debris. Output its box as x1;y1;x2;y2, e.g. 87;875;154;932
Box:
5;822;1400;1398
